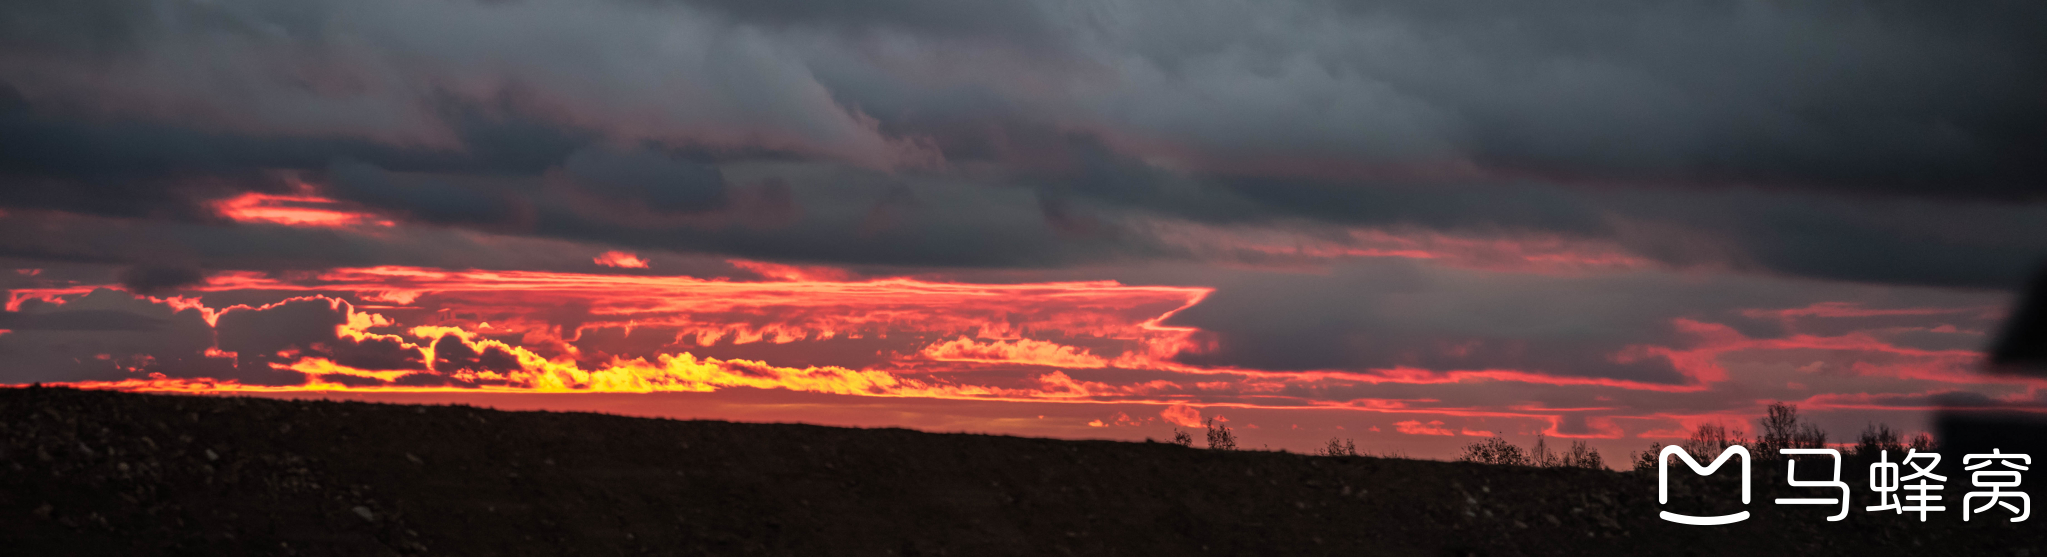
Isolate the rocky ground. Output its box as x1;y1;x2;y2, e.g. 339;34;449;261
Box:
1;386;2039;556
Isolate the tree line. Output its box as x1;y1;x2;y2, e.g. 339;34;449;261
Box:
1627;402;1934;471
1158;401;1921;471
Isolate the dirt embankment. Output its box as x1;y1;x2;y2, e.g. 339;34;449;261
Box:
1;387;2037;556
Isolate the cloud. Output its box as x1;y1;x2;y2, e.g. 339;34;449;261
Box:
551;145;730;216
6;0;2047;458
1157;257;2011;384
916;337;1108;369
0;309;165;332
116;265;205;296
1395;420;1455;436
0;0;2040;291
1160;404;1202;428
593;251;649;269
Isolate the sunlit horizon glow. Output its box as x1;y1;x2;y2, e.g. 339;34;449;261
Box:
10;262;2042;463
4;0;2044;465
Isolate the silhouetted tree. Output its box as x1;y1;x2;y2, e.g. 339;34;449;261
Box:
1170;428;1194;447
1561;440;1605;470
1907;432;1938;453
1754;402;1826;459
1204;417;1237;451
1681;422;1746;462
1458;436;1527;466
1850;422;1905;460
1631;442;1661;473
1529;434;1559;467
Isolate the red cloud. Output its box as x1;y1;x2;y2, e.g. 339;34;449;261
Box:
917;337;1108;368
593;251;650;268
1395;420;1456;436
727;259;850;282
1160;404;1203;428
211;192;393;228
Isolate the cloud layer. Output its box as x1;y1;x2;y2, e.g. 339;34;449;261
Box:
3;0;2045;457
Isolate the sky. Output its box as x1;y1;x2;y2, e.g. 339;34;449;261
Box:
3;0;2045;463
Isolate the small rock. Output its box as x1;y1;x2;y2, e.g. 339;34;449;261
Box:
205;449;219;461
405;453;423;465
352;506;376;522
34;503;53;518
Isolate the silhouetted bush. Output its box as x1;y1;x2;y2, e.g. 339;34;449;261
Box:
1754;402;1827;459
1529;434;1559;467
1204;417;1237;451
1171;428;1194;447
1850;422;1905;461
1467;434;1603;469
1907;431;1937;453
1632;421;1748;473
1680;422;1746;462
1631;442;1660;473
1457;436;1526;466
1320;437;1358;457
1560;439;1604;470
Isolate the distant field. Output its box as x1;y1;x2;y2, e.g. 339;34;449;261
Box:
2;386;2035;556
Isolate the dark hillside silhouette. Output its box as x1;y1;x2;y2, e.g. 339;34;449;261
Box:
4;387;2039;556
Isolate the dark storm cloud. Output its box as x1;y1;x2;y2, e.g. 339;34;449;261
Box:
0;309;165;332
554;146;730;214
326;161;532;229
0;290;429;384
0;81;605;219
429;334;523;374
116;265;206;296
1194;176;2047;289
0;289;227;383
1164;261;1696;382
1143;259;2007;382
1035;0;2047;200
211;299;350;359
0;0;2042;289
672;0;1053;44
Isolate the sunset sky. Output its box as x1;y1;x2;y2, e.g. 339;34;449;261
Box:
3;0;2045;462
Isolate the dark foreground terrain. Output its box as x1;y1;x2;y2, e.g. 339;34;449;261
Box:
1;386;2038;556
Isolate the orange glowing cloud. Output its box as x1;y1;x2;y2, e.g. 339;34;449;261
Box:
210;192;393;228
1160;404;1203;428
917;337;1109;368
22;269;1218;403
1395;420;1456;436
125;266;1214;360
727;259;853;282
1740;302;1996;320
593;251;650;268
20;263;2042;467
